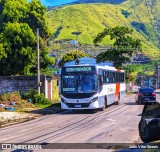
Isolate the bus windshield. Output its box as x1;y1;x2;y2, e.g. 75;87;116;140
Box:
61;74;98;93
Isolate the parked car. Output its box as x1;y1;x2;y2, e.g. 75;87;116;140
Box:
135;87;156;104
139;101;160;143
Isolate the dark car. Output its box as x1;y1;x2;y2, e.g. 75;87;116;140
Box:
139;101;160;143
135;87;156;104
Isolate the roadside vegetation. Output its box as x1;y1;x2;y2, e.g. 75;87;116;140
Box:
123;60;160;83
0;89;60;112
0;91;35;112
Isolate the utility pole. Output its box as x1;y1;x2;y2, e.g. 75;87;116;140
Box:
75;41;79;65
37;28;40;94
76;36;79;65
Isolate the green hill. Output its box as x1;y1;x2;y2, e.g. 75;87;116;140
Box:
46;0;160;59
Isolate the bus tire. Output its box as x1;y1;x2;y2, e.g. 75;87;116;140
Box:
100;97;107;111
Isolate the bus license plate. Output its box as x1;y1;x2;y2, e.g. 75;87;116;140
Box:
144;98;149;101
75;104;81;108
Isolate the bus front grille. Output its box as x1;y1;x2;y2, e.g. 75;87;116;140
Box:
66;103;90;108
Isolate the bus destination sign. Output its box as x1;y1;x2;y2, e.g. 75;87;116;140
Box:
66;67;92;72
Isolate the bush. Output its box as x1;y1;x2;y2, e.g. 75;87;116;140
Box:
23;89;38;102
23;89;52;105
34;93;52;105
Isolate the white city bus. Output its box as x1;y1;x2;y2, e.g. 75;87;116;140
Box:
59;63;125;110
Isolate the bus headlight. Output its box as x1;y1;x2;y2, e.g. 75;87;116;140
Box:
61;97;67;104
90;97;98;104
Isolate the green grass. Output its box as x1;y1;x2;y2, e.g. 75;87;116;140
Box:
16;102;60;112
34;103;53;109
35;103;61;109
45;1;160;59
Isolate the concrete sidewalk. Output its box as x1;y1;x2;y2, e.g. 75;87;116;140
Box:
0;107;62;128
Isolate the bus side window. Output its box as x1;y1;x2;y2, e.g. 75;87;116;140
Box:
118;73;120;82
116;72;118;82
110;71;113;83
103;71;106;83
113;72;115;83
109;71;112;83
121;73;123;82
106;71;109;83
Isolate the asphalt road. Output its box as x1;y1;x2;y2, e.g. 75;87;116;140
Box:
0;91;159;152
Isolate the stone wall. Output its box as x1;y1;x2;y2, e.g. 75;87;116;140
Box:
0;75;46;95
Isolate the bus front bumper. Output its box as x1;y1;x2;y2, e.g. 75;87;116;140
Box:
61;100;100;110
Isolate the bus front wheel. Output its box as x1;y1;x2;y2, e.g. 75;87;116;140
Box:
100;97;107;111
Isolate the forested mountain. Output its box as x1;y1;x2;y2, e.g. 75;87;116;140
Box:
46;0;160;59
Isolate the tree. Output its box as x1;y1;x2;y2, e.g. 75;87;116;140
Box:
0;0;54;76
0;22;37;75
27;0;51;46
59;50;90;67
94;26;142;68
